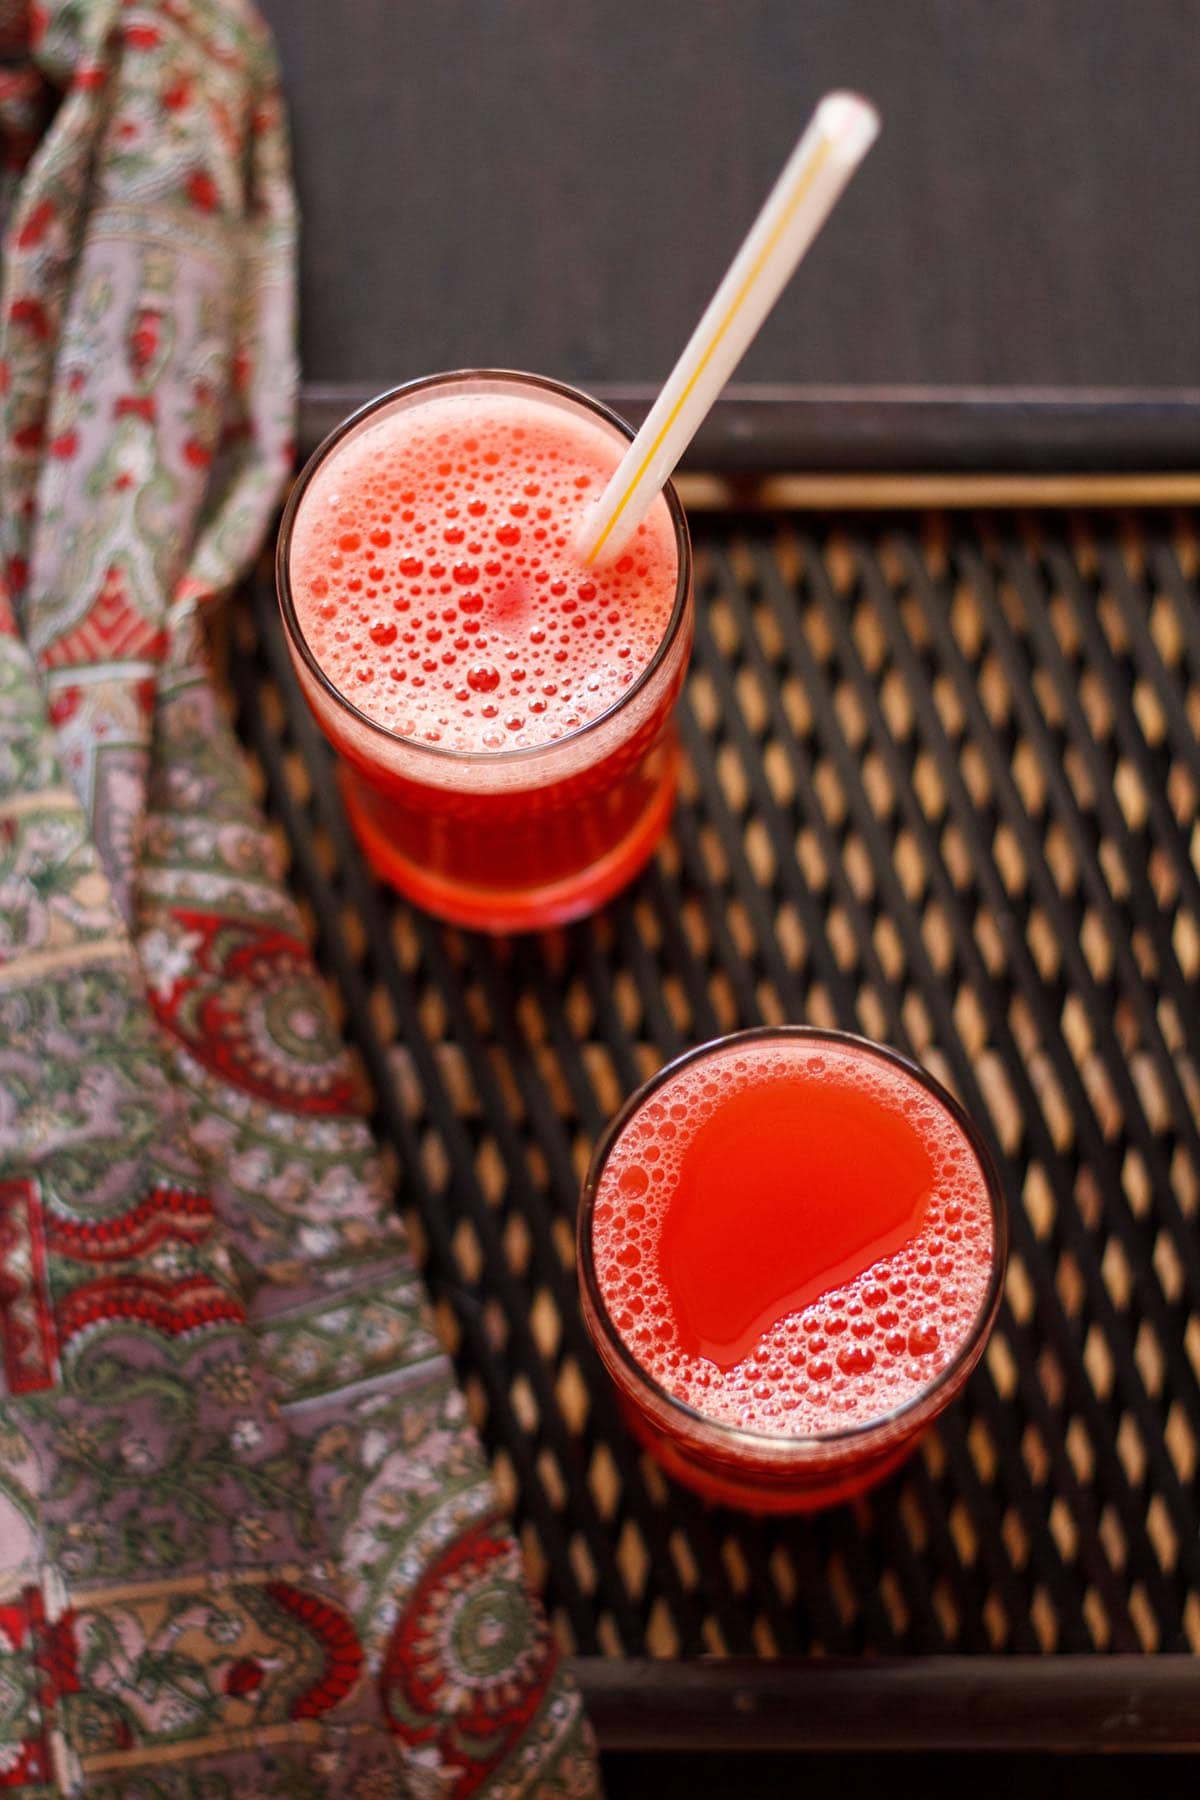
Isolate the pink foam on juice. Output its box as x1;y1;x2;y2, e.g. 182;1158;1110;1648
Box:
289;390;677;754
592;1037;995;1438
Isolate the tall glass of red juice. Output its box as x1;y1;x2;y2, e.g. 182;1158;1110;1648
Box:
277;371;693;932
579;1027;1007;1512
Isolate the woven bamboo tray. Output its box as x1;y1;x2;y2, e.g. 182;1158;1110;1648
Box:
230;500;1200;1753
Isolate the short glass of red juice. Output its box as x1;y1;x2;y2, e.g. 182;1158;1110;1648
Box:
579;1027;1007;1512
276;371;693;932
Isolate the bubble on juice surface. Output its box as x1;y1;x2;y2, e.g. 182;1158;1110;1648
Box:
591;1039;996;1438
289;391;679;753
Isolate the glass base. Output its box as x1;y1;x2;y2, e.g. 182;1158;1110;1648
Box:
341;753;680;933
619;1394;923;1514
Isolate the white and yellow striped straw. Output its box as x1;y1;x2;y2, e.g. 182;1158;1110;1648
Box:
577;91;880;566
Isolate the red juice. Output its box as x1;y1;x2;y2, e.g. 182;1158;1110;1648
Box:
277;372;692;931
580;1029;1006;1512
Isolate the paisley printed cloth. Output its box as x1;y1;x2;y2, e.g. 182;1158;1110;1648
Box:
0;1;598;1793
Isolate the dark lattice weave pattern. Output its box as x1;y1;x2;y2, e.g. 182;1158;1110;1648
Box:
231;509;1200;1663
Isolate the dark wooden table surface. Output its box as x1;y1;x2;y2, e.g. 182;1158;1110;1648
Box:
263;0;1200;397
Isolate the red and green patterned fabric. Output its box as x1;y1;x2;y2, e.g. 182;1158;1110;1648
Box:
0;2;598;1793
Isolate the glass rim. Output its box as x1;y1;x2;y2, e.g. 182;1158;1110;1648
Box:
275;368;693;769
578;1025;1009;1459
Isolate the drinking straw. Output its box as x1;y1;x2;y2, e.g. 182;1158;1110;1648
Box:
576;91;879;566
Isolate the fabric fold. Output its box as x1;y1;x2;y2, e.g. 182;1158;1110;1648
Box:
0;3;598;1793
